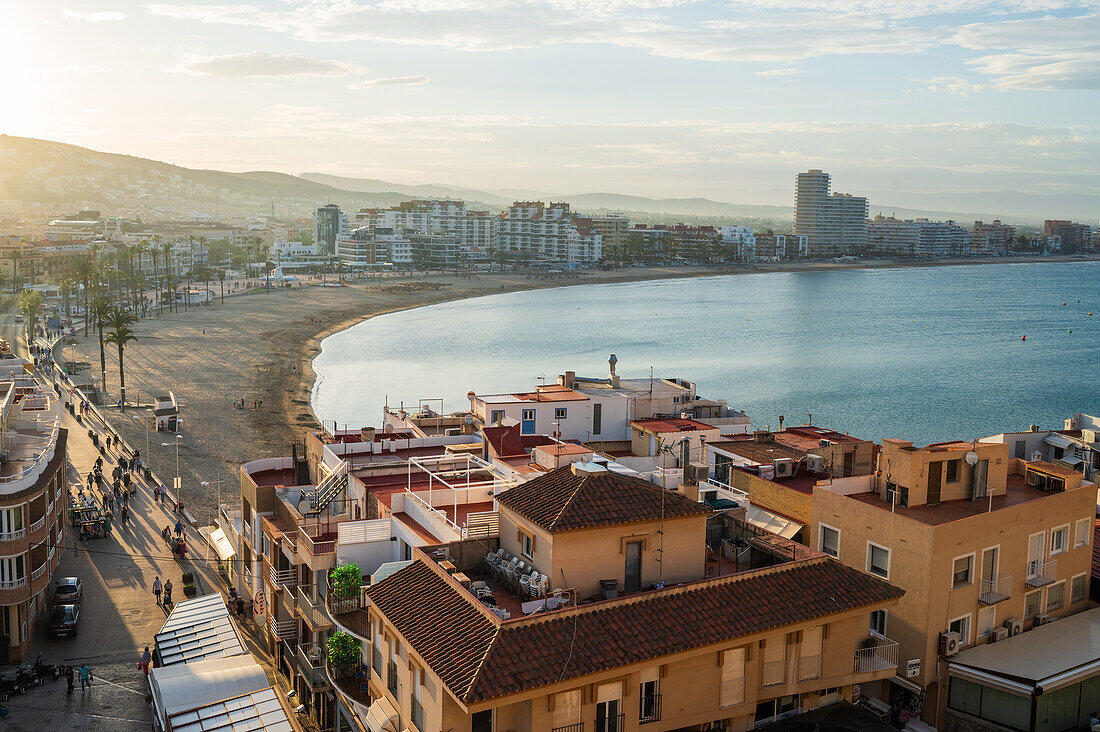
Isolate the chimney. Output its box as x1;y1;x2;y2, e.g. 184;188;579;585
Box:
564;371;576;389
360;427;376;442
608;354;620;389
778;415;785;432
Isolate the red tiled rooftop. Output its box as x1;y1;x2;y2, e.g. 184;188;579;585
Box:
631;417;716;433
844;474;1059;526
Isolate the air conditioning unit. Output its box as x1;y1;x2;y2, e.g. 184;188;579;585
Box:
1004;617;1024;636
1031;450;1043;462
1035;613;1052;626
758;464;775;480
679;411;696;419
940;631;961;657
819;439;834;449
773;458;794;478
805;454;824;473
990;627;1009;643
685;462;709;486
444;428;461;436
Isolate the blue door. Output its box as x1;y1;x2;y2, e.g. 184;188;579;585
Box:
521;409;536;435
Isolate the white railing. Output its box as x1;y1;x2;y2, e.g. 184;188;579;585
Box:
30;563;46;581
979;573;1012;604
854;638;899;674
699;478;749;504
0;417;59;486
0;577;27;590
297;585;333;628
464;510;499;539
404;489;462;535
761;660;786;688
0;528;27;542
798;655;823;681
29;517;44;533
1026;558;1057;588
720;678;746;707
269;565;295;587
268;616;296;640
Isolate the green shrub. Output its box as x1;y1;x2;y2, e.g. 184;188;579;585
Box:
181;572;194;584
327;632;361;668
183;584;197;597
330;563;361;600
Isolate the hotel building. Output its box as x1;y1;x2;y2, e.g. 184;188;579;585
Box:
794;170;868;258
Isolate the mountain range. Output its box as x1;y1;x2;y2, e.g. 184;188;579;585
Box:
0;135;1095;226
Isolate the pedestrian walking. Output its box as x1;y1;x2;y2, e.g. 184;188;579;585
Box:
139;647;152;676
175;519;183;538
153;576;162;605
65;665;74;695
177;499;184;515
105;435;112;451
121;504;128;523
164;579;173;606
236;596;245;618
120;456;129;472
79;664;92;693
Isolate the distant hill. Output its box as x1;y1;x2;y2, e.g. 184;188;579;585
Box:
299;172;514;207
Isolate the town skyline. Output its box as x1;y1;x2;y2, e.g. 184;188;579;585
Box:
3;1;1099;207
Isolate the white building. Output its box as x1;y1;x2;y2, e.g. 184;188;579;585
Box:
353;199;495;250
867;216;971;257
469;384;629;442
718;225;756;259
497;201;602;264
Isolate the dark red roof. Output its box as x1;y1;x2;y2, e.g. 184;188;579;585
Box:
495;465;710;532
482;424;527;459
368;556;903;704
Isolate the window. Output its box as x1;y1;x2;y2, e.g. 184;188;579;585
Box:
977;607;996;639
554;407;567;420
1046;582;1065;612
949;614;971;646
0;507;23;537
489;409;505;425
1072;573;1088;603
867;542;890;579
1024;590;1042;619
870;609;887;636
819;525;839;558
639;668;660;724
1013;440;1026;459
472;710;493;732
595;683;623;732
520;531;534;559
720;648;747;707
592;403;602;436
1075;518;1091;549
1051;525;1069;555
553;690;581;731
946;459;960;483
0;555;26;586
952;554;974;588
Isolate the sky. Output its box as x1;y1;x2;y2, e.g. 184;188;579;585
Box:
2;0;1099;206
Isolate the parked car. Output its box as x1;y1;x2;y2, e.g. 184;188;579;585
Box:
53;577;82;604
12;315;22;323
48;604;79;637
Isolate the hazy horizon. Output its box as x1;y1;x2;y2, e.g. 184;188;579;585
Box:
4;1;1099;208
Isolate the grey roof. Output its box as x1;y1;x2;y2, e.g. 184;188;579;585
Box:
950;607;1100;685
155;593;246;666
168;685;294;732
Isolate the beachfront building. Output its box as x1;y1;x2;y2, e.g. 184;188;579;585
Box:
718;225;756;259
353;199;496;252
336;228;414;269
315;204;347;255
497;201;602;265
270;240;330;272
588;214;630;251
1043;220;1093;253
794;170;869;258
971;220;1016;255
325;461;905;732
809;437;1098;727
753;230;808;261
866;216;971;258
0;362;68;663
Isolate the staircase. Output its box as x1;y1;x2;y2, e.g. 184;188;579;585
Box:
303;461;349;517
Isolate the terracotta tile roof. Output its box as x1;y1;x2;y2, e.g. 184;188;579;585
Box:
495;465;710;532
369;556;902;704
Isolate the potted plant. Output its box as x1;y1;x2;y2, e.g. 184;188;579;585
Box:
183;583;197;598
861;636;879;649
181;572;194;584
327;632;361;671
330;563;361;601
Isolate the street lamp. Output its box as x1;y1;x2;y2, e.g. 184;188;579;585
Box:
201;477;225;512
162;434;182;491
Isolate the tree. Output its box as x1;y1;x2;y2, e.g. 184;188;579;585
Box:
17;289;42;336
70;259;98;337
329;563;362;600
327;631;361;670
104;306;138;410
89;295;113;391
216;269;226;304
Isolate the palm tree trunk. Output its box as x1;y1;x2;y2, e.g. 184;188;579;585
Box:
117;343;126;411
97;322;106;394
83;286;89;337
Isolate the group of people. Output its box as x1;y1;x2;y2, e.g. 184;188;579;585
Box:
233;398;263;409
62;664;93;695
151;575;174;607
226;588;248;619
162;519;187;559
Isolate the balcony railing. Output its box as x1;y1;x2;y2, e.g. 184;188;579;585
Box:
595;713;624;732
854;637;899;674
269;565;295;588
29;516;45;533
0;577;27;590
979;573;1013;605
761;660;787;688
297;585;333;629
329;584;369;616
553;724;584;732
0;528;26;542
372;646;382;676
1026;559;1057;588
720;677;746;707
300;530;335;556
798;654;823;682
296;643;330;690
268;616;296;640
639;693;661;724
30;562;47;581
412;696;425;731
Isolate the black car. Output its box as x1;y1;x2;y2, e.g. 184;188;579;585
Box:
54;577;82;604
48;604;79;637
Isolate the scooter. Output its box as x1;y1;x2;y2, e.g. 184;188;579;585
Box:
0;672;26;702
33;653;60;682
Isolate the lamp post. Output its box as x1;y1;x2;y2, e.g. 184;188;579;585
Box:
162;434;182;491
201;477;225;513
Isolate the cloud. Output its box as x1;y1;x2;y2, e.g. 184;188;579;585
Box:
913;75;986;95
174;52;366;78
755;67;804;76
349;75;430;88
67;65;112;74
61;9;126;22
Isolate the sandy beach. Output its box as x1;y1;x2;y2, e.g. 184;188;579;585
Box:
67;255;1098;523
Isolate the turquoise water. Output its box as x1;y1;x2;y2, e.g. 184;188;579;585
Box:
312;262;1100;445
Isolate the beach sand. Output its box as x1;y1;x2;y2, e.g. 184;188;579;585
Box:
67;255;1097;522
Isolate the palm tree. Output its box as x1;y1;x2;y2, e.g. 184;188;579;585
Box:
216;269;226;304
104;306;138;411
59;276;75;320
70;259;98;336
160;240;174;312
17;289;43;337
89;295;112;392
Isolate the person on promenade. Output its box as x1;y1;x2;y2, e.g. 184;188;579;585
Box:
139;647;152;676
65;665;74;695
164;579;173;606
236;596;245;618
105;435;112;452
153;576;162;605
79;664;91;694
175;519;183;538
177;499;184;515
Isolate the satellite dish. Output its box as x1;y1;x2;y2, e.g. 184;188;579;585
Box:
297;499;313;514
965;451;979;466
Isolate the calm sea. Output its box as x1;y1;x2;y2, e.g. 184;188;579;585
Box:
312;262;1100;445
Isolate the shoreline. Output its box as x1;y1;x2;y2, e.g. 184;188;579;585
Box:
69;254;1098;523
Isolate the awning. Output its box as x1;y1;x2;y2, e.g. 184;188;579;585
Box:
1045;433;1074;449
206;527;235;561
947;664;1034;697
365;697;400;732
744;505;803;539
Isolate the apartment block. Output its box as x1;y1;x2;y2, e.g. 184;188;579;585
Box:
867;216;971;257
589;215;630;251
497;201;602;265
1043;220;1093;253
971;220;1016;255
794;170;868;258
809;438;1098;728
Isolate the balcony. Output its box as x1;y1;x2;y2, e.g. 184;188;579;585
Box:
639;693;661;724
1026;559;1057;588
296;643;330;690
300;528;336;557
269;565;295;589
720;678;746;707
28;516;45;534
595;713;624;732
979;573;1013;605
387;659;398;695
854;637;899;674
0;577;27;591
297;585;333;630
328;662;372;710
30;562;47;581
268;616;296;640
553;725;584;732
798;654;823;682
412;696;425;731
0;528;26;542
761;660;786;688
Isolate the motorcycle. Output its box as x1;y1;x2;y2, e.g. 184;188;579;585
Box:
0;672;26;702
33;653;60;682
15;665;41;688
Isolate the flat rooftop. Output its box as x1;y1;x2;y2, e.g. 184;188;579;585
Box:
712;437;805;464
477;385;589;404
631;417;715;433
846;474;1062;526
732;465;830;495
